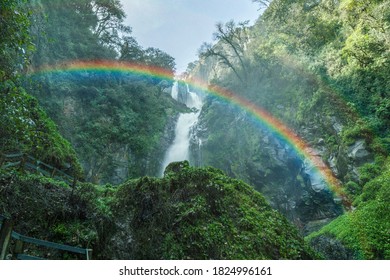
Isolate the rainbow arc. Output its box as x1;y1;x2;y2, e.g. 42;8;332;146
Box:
31;60;348;205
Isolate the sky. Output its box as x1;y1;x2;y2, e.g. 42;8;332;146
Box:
120;0;261;74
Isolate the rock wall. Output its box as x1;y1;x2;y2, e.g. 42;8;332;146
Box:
185;57;374;232
189;99;343;232
39;85;180;184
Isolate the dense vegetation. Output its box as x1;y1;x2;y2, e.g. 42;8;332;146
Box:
191;0;389;259
0;163;315;259
109;161;314;259
308;159;390;259
0;0;80;175
0;81;81;175
1;0;389;260
21;0;181;183
2;0;313;260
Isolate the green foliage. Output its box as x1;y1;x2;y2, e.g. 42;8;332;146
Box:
1;0;388;261
52;222;97;248
29;0;116;65
0;0;33;81
0;80;81;174
249;0;390;144
345;181;362;202
0;170;119;259
192;0;389;261
112;162;315;259
0;164;316;259
92;0;131;48
120;43;176;76
21;0;178;183
246;0;390;260
199;20;250;84
0;171;93;247
358;162;382;186
29;0;176;75
308;160;390;259
141;47;176;76
25;74;181;183
342;120;374;145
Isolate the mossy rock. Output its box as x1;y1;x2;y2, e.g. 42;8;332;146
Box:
0;164;316;260
110;162;315;259
163;160;190;175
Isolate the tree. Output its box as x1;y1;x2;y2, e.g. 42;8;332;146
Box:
119;36;144;62
91;0;132;49
252;0;271;9
199;20;250;84
0;0;32;81
28;0;135;65
143;47;176;77
183;61;197;77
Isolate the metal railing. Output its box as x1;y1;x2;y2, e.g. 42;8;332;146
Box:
0;215;92;260
0;152;77;186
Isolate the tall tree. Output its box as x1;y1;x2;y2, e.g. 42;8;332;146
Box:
91;0;131;49
29;0;134;66
143;47;176;74
199;20;250;84
252;0;271;9
119;36;144;62
0;0;32;81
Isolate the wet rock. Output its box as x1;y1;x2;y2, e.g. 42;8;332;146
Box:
328;153;339;177
336;147;349;179
304;218;333;235
111;145;130;184
330;116;343;134
309;235;355;260
348;140;373;165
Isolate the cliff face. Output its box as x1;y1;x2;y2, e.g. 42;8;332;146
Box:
185;20;375;233
187;71;375;232
183;0;390;260
189;94;345;231
29;77;182;184
188;56;224;84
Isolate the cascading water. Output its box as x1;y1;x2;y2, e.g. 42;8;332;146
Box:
161;82;203;175
171;81;179;100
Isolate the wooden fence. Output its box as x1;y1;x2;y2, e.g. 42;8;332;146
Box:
0;215;92;260
0;152;77;186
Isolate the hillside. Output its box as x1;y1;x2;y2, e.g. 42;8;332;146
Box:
187;0;390;258
1;0;389;260
0;161;315;260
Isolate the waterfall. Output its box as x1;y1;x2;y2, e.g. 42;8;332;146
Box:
161;82;203;175
185;84;203;109
171;81;179;100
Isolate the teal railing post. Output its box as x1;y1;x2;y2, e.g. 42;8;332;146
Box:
86;249;93;260
0;153;4;167
0;217;14;260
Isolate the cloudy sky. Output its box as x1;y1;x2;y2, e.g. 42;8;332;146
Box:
120;0;261;73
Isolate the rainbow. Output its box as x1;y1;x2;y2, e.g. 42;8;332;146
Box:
31;60;348;205
35;60;174;80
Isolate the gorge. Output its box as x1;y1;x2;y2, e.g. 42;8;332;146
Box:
1;0;389;260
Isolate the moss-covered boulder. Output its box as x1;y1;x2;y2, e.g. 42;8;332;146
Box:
0;162;315;259
109;161;315;259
